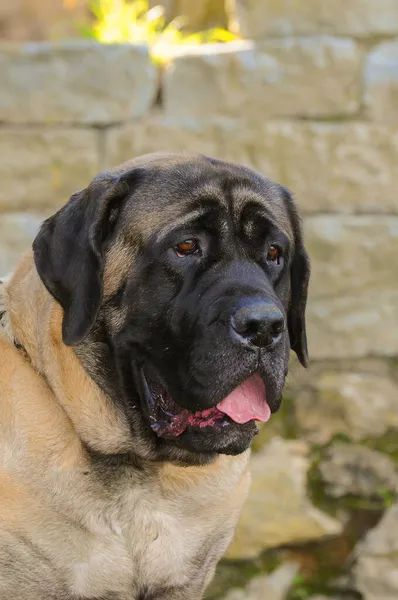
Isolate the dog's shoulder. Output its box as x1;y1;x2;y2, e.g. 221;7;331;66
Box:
0;274;26;402
0;275;14;347
0;273;31;397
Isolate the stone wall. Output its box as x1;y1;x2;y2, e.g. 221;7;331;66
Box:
1;2;398;599
1;36;397;361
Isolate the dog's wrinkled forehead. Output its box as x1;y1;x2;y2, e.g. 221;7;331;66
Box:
106;153;293;242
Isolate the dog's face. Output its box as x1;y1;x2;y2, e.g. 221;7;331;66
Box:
33;153;310;465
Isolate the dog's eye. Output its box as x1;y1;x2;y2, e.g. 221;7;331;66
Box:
174;239;200;257
266;244;283;265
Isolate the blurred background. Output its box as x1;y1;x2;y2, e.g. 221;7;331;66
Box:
1;1;398;599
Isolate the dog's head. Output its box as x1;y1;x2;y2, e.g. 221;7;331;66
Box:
33;153;310;465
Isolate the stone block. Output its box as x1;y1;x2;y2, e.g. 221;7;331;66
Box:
254;122;398;214
0;42;157;124
354;504;398;600
163;37;362;120
304;216;398;354
294;371;398;444
228;0;398;39
105;116;281;178
365;40;398;124
221;563;299;600
0;128;99;211
227;438;342;559
0;213;45;275
307;290;398;359
318;442;398;499
304;216;398;297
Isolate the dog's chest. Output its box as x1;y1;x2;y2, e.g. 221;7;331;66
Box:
66;461;249;599
70;499;203;598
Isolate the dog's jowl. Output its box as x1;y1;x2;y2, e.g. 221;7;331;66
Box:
0;153;310;600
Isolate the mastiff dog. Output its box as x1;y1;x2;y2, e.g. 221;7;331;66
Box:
0;152;310;600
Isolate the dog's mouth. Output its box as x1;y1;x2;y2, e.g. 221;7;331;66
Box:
139;368;271;439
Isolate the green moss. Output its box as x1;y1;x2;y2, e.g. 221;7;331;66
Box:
205;550;282;599
287;575;335;600
390;356;398;372
362;429;398;467
307;464;339;518
287;574;360;600
307;439;341;517
205;561;259;599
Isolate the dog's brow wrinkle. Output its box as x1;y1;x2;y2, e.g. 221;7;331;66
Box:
191;183;225;202
234;195;292;239
156;207;220;241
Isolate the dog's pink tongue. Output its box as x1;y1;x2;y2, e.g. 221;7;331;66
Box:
216;374;270;424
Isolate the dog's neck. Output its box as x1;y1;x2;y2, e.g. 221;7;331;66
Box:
1;258;47;362
4;253;134;455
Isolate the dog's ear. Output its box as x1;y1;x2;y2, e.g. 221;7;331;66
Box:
33;169;143;346
282;189;311;368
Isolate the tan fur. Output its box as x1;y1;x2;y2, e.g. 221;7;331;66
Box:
0;257;250;600
103;237;136;299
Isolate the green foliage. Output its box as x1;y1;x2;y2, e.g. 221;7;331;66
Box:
81;0;238;64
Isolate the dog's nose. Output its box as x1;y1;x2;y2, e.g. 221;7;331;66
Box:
230;299;285;348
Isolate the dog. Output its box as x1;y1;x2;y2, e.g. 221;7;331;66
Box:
0;152;310;600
